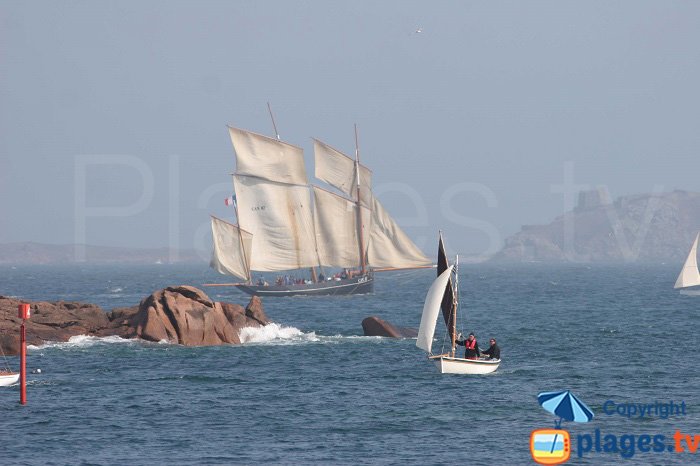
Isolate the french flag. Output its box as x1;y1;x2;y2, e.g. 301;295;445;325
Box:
224;195;236;207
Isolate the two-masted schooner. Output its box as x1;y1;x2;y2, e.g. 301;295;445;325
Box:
207;126;431;297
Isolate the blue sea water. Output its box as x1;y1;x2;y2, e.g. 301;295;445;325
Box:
1;263;699;465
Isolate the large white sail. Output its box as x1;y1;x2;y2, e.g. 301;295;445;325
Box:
234;175;319;271
417;266;454;353
229;127;308;185
368;196;431;268
210;216;253;280
313;186;371;268
674;232;700;289
313;138;372;206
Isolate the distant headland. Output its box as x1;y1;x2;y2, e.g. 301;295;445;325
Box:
0;242;205;265
493;189;700;263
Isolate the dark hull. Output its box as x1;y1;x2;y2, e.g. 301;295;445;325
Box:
236;274;374;297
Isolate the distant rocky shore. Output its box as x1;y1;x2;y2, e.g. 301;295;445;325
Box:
0;242;204;265
0;286;268;355
494;189;700;262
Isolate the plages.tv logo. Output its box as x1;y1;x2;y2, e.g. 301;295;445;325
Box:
530;390;594;465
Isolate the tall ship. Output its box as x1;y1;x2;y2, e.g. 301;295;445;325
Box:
208;124;431;297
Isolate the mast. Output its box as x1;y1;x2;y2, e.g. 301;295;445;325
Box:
354;124;367;275
451;254;459;358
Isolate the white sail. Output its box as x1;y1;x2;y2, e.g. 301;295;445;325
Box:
674;233;700;289
417;266;454;353
229;126;308;185
368;196;431;268
210;216;253;280
312;186;371;268
234;175;319;271
313;138;372;206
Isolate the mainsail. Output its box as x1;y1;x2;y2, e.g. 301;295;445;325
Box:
312;186;371;268
437;233;456;343
674;233;700;289
211;127;431;281
417;266;454;353
233;175;319;271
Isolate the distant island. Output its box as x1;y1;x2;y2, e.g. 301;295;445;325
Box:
0;242;205;265
493;189;700;263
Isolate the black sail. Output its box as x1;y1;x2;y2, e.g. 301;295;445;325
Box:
437;233;455;343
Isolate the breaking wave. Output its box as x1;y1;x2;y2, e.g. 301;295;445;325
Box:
238;323;318;344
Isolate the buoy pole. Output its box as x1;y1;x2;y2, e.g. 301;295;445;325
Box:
18;304;30;405
20;322;26;405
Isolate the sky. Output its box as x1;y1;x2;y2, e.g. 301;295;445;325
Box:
1;1;699;256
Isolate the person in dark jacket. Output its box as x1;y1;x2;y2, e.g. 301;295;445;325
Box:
482;338;501;360
455;332;480;360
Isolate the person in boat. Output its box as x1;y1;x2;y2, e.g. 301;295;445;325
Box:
341;269;348;280
481;338;500;360
455;332;480;360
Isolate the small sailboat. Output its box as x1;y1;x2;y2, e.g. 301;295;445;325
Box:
674;232;700;294
0;372;19;387
0;345;19;387
416;232;500;375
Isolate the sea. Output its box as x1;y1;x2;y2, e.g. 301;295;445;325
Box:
1;263;699;465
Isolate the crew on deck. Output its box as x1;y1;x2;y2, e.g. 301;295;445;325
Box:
455;332;480;360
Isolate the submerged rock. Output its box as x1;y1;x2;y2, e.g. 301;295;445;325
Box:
0;287;268;355
362;316;417;338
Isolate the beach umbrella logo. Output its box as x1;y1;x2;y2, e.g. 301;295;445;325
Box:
538;390;594;427
530;390;594;465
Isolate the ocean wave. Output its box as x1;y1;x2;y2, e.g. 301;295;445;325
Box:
24;329;396;351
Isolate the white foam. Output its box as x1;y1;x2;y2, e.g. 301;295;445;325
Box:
29;334;137;350
239;323;318;344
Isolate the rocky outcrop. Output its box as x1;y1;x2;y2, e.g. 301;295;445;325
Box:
0;299;111;354
362;316;417;338
131;286;267;345
494;190;700;262
0;287;268;355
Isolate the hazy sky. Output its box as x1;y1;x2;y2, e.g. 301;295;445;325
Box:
1;1;699;255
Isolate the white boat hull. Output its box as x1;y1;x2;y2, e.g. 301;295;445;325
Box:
0;373;19;387
432;356;500;375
